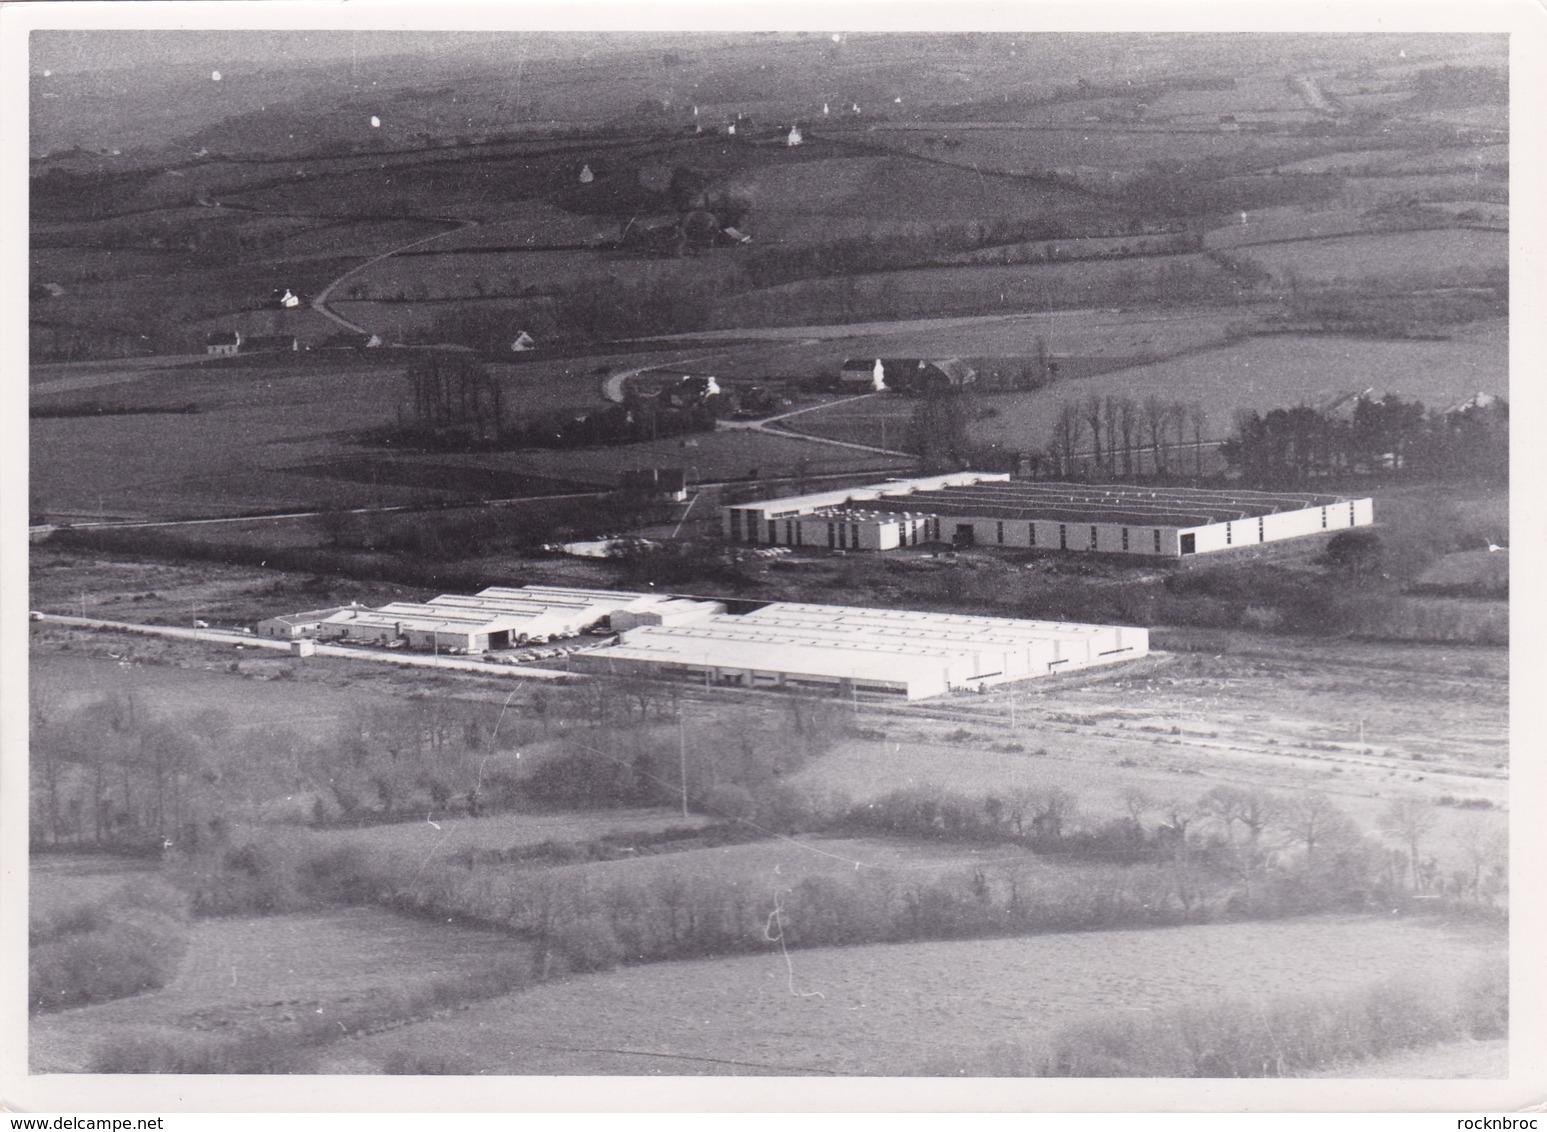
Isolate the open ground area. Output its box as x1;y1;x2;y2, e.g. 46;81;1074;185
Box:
317;914;1504;1076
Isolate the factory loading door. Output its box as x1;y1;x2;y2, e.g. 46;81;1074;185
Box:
954;524;975;547
1180;533;1196;555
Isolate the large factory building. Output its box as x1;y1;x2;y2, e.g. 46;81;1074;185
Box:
572;601;1147;700
721;475;1373;558
268;583;1146;700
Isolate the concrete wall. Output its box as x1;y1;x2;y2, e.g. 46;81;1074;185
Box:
319;618;399;645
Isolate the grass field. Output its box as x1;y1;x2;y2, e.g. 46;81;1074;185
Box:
964;318;1506;453
27;546;430;628
1236;229;1507;285
28;903;530;1073
29;348;644;518
304;808;717;858
855;125;1331;177
30;651;407;731
30;854;161;926
463;835;1022;898
721;253;1238;327
321;914;1504;1076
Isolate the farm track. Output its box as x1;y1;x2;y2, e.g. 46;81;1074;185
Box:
871;698;1506;785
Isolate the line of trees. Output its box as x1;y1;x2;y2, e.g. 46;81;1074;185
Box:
27;663;844;859
304;777;1503;978
1047;393;1208;479
391;351;721;451
1221;393;1508;485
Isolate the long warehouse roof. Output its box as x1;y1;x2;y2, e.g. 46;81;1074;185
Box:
598;634;970;687
749;601;1126;638
856;482;1358;526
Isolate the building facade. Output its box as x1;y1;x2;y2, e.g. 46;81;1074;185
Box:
721;476;1374;559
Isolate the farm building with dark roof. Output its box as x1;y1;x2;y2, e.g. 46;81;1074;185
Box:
838;357;976;395
205;330;241;356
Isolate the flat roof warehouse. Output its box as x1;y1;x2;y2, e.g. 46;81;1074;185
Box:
723;475;1374;557
262;584;1147;701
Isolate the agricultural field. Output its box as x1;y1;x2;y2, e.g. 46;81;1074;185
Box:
26;545;426;627
852;124;1333;178
304;808;717;859
320;914;1504;1076
30;651;407;732
459;835;1021;897
1234;229;1508;286
29;901;531;1073
29;348;647;519
30;854;161;923
964;318;1506;453
721;254;1239;328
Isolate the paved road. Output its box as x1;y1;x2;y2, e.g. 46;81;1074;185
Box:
718;392;916;458
32;614;575;681
30;354;212;395
50;490;609;532
310;217;482;338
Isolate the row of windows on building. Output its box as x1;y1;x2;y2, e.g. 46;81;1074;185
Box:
732;504;1357;551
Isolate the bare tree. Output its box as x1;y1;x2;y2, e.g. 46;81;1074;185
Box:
1454;814;1507;905
1031;787;1079;838
1380;798;1440;891
1116;395;1140;477
1082;393;1105;472
1102;395;1122;475
1142;394;1169;475
1280;792;1359;867
1201;785;1278;846
1050;400;1086;478
1120;785;1153;827
1187;400;1208;478
1166;401;1189;469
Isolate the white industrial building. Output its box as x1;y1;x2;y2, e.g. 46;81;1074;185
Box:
722;475;1373;558
573;600;1147;700
256;605;362;640
308;586;723;653
266;584;1144;699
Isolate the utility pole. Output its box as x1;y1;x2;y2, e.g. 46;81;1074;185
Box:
678;711;689;818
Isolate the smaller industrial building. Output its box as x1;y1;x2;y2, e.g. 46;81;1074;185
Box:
302;585;724;654
256;605;361;640
721;475;1374;558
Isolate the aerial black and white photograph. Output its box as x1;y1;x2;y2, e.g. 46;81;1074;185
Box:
6;1;1542;1111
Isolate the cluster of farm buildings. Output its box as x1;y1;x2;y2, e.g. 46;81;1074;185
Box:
259;583;1146;700
720;474;1374;558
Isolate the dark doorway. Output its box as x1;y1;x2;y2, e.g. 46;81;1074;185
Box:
1180;533;1196;555
954;524;976;547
